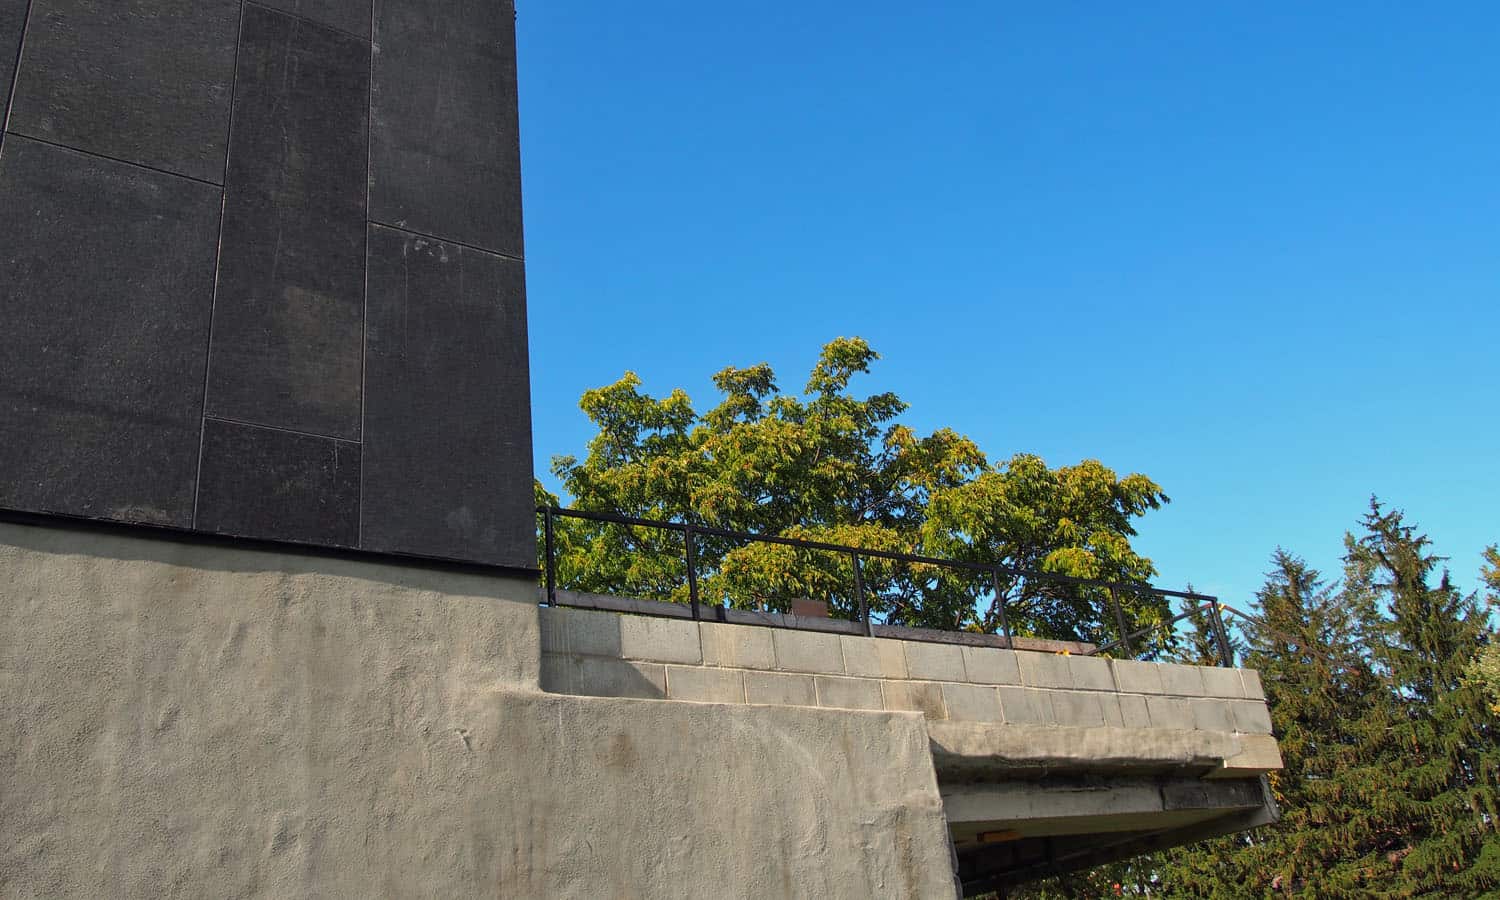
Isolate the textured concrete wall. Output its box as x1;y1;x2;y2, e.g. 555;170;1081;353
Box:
0;0;533;568
0;522;960;899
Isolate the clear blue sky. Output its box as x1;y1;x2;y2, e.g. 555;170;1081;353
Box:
517;2;1498;608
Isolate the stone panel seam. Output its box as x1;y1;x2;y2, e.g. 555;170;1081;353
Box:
193;0;247;527
2;130;225;188
0;0;34;156
367;218;525;262
203;414;358;445
358;0;374;548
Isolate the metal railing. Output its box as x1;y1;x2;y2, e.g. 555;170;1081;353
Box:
537;506;1240;667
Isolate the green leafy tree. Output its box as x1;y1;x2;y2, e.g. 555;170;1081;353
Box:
544;337;1171;640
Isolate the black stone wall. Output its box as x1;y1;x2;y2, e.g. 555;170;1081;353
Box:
0;0;534;569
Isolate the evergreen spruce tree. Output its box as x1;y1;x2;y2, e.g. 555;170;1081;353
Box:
1470;547;1500;716
1156;549;1388;897
1165;587;1245;668
1340;500;1500;896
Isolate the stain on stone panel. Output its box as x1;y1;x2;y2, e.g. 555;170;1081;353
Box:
0;136;221;527
253;0;370;38
8;0;239;183
196;418;361;547
370;0;523;256
361;224;534;567
205;5;369;440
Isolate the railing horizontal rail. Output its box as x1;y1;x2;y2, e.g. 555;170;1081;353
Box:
536;505;1237;666
539;507;1215;600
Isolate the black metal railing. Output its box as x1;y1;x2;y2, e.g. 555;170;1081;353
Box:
537;506;1240;667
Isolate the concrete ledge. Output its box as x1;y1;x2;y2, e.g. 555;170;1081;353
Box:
928;722;1238;777
943;774;1270;841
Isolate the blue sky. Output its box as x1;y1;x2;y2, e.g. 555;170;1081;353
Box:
517;2;1498;607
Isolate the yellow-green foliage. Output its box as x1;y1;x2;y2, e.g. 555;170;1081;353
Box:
542;337;1170;640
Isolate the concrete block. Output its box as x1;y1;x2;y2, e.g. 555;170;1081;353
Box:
1240;668;1266;701
904;641;967;682
1099;693;1124;728
960;646;1020;685
744;671;817;707
1049;691;1105;728
1210;733;1285;777
700;621;775;670
881;681;947;719
940;683;1002;723
772;628;845;674
1066;655;1116;691
1110;659;1163;695
998;687;1055;725
1157;663;1207;697
1145;696;1194;730
840;635;908;679
540;653;572;693
1200;666;1245;699
1017;651;1073;690
666;666;745;704
1161;777;1265;811
815;676;884;711
619;614;702;665
1190;698;1235;732
1230;700;1274;734
539;607;621;657
574;657;667;700
1118;693;1151;728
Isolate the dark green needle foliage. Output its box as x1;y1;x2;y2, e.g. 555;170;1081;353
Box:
1010;503;1500;898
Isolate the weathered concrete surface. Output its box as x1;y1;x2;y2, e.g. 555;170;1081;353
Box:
0;521;960;899
943;775;1269;841
927;721;1280;778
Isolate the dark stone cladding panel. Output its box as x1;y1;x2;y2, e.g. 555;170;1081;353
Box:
0;0;28;149
195;418;361;547
7;0;239;183
370;0;523;256
0;136;221;527
250;0;370;39
362;224;534;568
205;5;369;440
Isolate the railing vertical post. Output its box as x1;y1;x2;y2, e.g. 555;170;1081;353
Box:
1108;586;1134;657
851;552;872;636
684;524;701;621
1208;599;1234;667
544;507;557;606
991;567;1013;645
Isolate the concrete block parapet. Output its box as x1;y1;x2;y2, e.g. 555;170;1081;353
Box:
772;628;845;674
537;605;1279;752
746;671;817;706
960;646;1020;685
701;621;776;670
840;635;907;679
815;676;884;711
904;640;968;682
619;614;702;665
666;665;746;704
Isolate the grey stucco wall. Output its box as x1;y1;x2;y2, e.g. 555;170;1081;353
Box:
0;521;960;899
